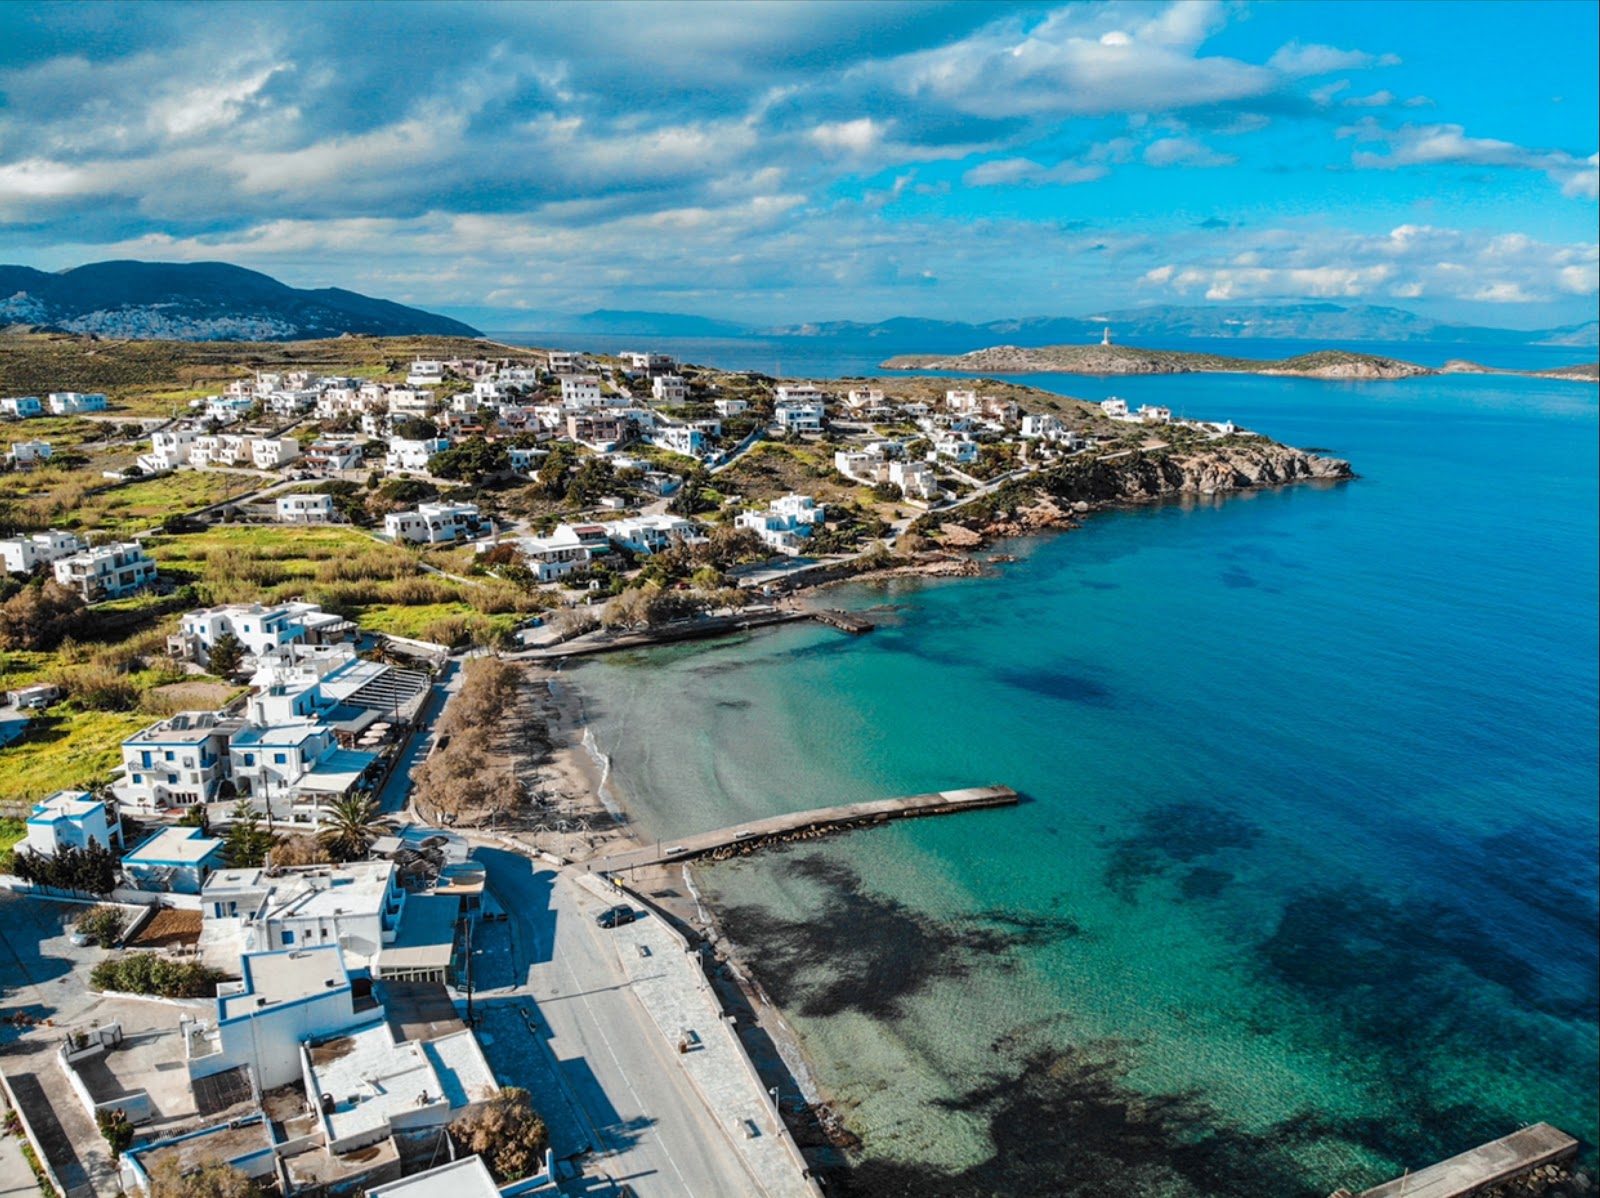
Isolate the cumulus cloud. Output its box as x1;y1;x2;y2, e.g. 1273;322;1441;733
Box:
1268;42;1401;77
962;157;1108;187
1136;222;1599;305
1343;120;1599;198
1143;136;1236;167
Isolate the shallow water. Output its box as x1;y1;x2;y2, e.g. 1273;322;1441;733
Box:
572;371;1598;1195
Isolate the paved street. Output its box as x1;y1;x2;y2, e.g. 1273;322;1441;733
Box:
474;849;768;1198
376;657;462;817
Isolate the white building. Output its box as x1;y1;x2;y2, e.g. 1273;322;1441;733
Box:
559;375;604;406
385;501;481;544
933;436;979;464
890;457;939;501
204;395;256;425
121;711;240;811
386;388;435;420
714;398;749;418
171;601;352;669
183;945;360;1091
250;437;301;470
650;423;709;457
833;448;886;484
276;493;335;523
736;494;825;555
945;389;980;413
24;790;118;858
407;360;446;385
8;440;52;466
204;863;405;970
773;401;825;432
1101;397;1130;420
547;351;582;375
52;541;158;601
385;437;450;474
367;1155;504;1198
625;351;676;375
47;391;108;415
774;384;825;405
1138;404;1172;425
302;438;364;474
0;396;43;418
651;375;688;403
603;513;701;555
0;529;83;575
490;528;594;583
122;826;225;895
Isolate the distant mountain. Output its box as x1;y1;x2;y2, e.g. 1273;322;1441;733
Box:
760;303;1598;349
556;309;753;337
0;260;481;341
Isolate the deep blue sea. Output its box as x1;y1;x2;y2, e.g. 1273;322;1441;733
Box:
564;347;1598;1196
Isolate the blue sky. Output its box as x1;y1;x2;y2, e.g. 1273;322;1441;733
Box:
1;0;1595;328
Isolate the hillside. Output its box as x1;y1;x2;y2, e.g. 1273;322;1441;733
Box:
0;260;482;341
881;343;1435;379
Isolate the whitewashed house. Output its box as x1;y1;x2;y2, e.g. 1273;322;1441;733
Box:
7;440;52;467
651;375;688;403
773;401;825;432
0;529;83;575
385;501;481;544
48;391;108;415
559;375;605;406
24;790;119;858
53;541;157;601
250;437;301;470
385;437;449;474
736;494;825;555
0;396;43;418
121;711;240;811
276;493;335;523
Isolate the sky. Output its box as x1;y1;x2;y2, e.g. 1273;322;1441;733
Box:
0;0;1596;329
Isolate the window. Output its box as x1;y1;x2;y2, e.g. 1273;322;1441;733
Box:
281;930;294;945
164;751;175;762
243;753;255;767
273;753;287;765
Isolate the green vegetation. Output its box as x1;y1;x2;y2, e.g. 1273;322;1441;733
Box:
222;802;275;867
90;954;225;998
9;839;118;895
74;904;127;948
448;1088;550;1184
317;794;386;862
0;709;152;804
96;1109;135;1155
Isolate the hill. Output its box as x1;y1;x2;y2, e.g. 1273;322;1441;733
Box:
0;260;482;341
881;343;1436;379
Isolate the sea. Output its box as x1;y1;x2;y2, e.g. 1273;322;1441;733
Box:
516;329;1600;1197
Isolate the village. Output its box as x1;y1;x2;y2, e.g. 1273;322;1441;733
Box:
0;343;1260;1198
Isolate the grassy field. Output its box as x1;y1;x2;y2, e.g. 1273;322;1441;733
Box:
0;331;549;417
0;708;152;804
1;464;247;534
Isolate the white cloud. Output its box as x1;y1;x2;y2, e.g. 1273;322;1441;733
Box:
963;157;1107;187
1268;42;1401;77
1342;90;1395;108
1345;120;1600;199
810;118;887;156
1143;137;1236;167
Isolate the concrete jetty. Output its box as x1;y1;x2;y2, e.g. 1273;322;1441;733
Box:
591;784;1019;873
1334;1123;1579;1198
806;607;874;634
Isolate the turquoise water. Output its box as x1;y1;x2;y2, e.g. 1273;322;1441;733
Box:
572;371;1599;1195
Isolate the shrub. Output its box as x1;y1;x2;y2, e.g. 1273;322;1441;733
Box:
75;905;126;948
90;955;224;998
449;1088;549;1183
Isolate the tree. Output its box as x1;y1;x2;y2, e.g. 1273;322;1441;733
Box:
97;1108;134;1154
392;417;439;441
207;631;244;677
146;1157;261;1198
267;834;329;868
317;794;386;862
428;438;510;481
223;802;275;868
0;579;86;651
449;1088;549;1183
179;804;211;835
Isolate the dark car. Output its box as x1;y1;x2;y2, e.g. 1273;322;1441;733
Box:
596;905;636;929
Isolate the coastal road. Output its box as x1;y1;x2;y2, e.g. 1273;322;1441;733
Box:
475;848;767;1198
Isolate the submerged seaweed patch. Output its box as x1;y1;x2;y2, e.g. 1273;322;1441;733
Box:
717;853;1082;1021
1103;802;1261;902
993;664;1116;706
821;1041;1327;1198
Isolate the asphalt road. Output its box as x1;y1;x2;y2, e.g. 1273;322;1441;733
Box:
475;849;763;1198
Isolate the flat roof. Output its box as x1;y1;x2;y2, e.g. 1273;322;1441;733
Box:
378;895;458;974
366;1153;500;1198
219;945;350;1022
125;826;223;866
297;748;379;793
309;1022;445;1144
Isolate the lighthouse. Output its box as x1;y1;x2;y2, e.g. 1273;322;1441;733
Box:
1101;325;1113;346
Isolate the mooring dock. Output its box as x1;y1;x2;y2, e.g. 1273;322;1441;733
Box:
591;784;1018;873
1334;1123;1578;1198
805;607;874;634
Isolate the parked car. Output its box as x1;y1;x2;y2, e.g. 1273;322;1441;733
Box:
596;904;636;929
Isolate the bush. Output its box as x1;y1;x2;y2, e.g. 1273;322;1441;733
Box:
97;1108;134;1154
75;905;126;948
449;1087;549;1183
90;955;224;998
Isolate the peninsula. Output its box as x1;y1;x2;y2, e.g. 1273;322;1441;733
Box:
881;342;1599;381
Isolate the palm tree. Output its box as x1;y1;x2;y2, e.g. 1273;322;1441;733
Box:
317;794;387;863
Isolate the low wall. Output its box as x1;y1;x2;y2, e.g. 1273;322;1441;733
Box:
0;1064;65;1198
